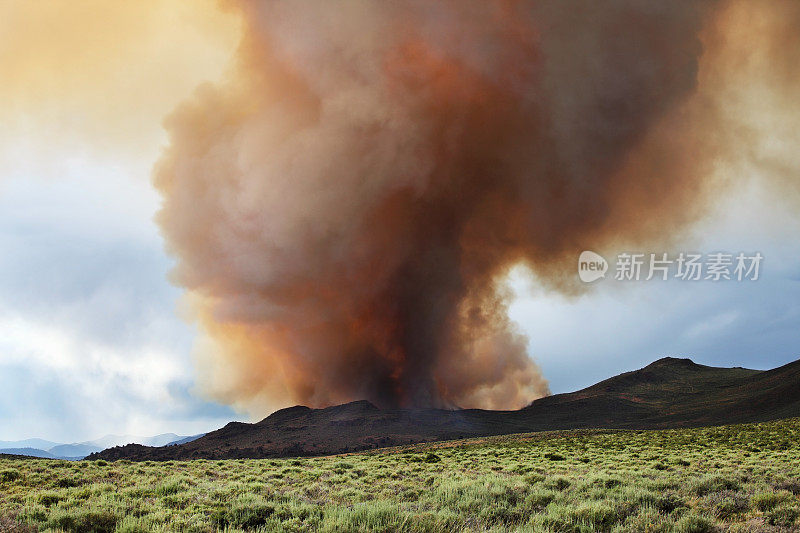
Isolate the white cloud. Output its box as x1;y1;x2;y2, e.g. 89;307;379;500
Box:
0;151;237;443
0;310;230;442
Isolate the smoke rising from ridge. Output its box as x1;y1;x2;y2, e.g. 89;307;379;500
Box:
154;0;800;414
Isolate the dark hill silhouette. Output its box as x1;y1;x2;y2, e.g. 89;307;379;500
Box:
89;357;800;461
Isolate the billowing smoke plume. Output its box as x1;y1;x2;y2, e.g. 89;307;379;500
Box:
153;0;794;414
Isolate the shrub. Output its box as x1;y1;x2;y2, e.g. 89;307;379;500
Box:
595;476;623;489
544;452;565;461
570;501;624;530
38;493;62;506
774;479;800;495
702;490;749;519
618;508;673;533
647;491;686;514
77;511;118;533
766;506;799;527
524;489;556;511
423;453;441;463
547;476;571;491
48;510;118;533
48;512;77;531
114;516;151;533
0;517;37;533
479;503;524;525
322;501;406;531
56;476;83;488
691;474;739;496
0;469;21;483
155;477;186;496
751;490;794;512
162;494;189;510
524;473;546;484
534;513;585;533
673;514;716;533
226;503;276;529
18;505;47;523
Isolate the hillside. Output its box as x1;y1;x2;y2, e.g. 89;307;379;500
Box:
516;357;800;429
0;447;57;459
0;433;204;461
89;357;800;461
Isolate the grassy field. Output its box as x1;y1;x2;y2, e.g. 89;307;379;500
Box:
1;419;799;532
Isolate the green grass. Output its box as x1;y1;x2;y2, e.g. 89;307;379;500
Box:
1;419;799;532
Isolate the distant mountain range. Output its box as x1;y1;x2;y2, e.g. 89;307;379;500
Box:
0;433;204;460
90;356;800;461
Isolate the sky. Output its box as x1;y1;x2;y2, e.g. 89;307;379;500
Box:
1;1;799;443
509;178;800;394
0;0;243;442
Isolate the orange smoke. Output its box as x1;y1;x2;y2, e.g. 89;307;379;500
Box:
153;0;800;415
